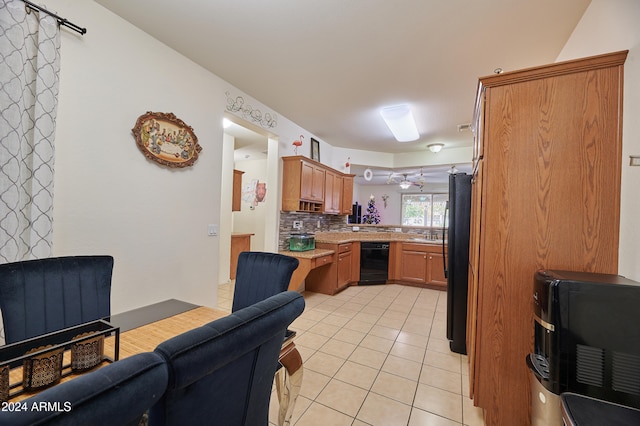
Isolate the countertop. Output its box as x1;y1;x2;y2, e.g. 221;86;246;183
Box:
313;231;444;245
279;232;444;259
279;248;335;259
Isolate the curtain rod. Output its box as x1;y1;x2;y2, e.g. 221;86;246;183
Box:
21;0;87;35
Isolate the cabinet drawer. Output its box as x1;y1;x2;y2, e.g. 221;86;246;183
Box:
312;254;333;268
338;243;352;253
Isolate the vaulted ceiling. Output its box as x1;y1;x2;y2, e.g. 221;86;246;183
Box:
96;0;590;158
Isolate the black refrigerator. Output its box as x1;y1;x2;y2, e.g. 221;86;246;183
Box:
445;173;472;354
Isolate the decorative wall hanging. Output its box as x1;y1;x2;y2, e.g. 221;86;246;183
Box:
132;112;202;168
311;138;320;162
225;91;278;129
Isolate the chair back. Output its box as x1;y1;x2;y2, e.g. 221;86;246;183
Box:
232;252;299;312
0;351;168;426
0;255;113;344
149;291;305;426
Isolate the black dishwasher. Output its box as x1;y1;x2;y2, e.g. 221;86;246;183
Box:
359;242;389;285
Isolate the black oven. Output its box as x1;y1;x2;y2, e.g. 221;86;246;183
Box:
359;242;389;285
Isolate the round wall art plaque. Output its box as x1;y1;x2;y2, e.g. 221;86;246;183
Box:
132;111;202;168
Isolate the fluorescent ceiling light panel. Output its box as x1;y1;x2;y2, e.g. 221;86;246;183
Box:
380;105;419;142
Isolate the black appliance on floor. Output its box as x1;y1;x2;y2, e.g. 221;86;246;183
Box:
445;173;472;354
528;270;640;425
359;242;389;285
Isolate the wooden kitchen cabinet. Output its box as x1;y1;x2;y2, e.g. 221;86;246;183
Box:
230;233;253;279
399;249;428;284
232;169;244;211
300;160;325;202
426;252;446;287
467;51;627;426
281;156;354;214
323;170;341;214
391;242;447;289
305;242;360;295
341;175;354;215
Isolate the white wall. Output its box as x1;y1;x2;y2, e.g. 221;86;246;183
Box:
557;0;640;281
232;158;269;251
49;0;322;313
353;182;448;226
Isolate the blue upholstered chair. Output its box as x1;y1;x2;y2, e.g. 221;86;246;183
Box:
232;251;299;312
149;291;305;426
0;256;113;344
0;351;168;426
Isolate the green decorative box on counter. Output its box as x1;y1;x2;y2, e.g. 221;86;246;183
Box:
289;233;315;251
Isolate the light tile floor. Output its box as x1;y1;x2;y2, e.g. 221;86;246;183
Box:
217;283;485;426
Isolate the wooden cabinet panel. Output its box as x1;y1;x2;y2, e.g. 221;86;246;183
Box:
323;171;341;214
400;250;427;283
230;234;252;279
426;252;446;288
468;51;626;426
337;250;352;288
232;169;244;211
394;242;448;288
300;161;314;200
341;175;354;215
306;242;357;295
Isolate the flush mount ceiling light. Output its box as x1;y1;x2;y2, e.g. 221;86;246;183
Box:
380;105;419;142
428;143;444;153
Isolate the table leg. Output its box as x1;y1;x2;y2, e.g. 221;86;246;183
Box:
276;344;303;426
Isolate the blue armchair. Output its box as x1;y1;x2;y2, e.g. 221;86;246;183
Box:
0;256;113;344
149;291;305;426
0;352;168;426
232;251;299;312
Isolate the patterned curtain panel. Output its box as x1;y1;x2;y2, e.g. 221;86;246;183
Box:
0;0;60;263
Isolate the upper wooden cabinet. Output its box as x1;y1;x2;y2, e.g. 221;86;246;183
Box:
341;175;354;215
281;156;354;214
466;51;627;426
323;171;342;214
232;169;244;211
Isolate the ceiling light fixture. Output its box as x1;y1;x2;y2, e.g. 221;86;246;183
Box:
428;143;444;153
380;105;419;142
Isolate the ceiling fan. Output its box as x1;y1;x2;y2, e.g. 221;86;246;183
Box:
387;171;426;189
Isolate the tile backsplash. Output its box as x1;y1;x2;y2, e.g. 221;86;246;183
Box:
278;212;445;249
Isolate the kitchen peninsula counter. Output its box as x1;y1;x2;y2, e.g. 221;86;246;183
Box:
280;232;447;294
279;248;335;292
314;231;443;245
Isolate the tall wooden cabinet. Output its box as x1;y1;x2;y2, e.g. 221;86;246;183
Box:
467;51;627;426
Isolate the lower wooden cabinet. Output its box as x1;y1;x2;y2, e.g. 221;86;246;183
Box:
230;233;253;279
390;242;447;289
305;242;360;295
426;252;447;287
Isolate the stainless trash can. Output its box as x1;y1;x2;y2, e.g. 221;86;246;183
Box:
529;363;562;426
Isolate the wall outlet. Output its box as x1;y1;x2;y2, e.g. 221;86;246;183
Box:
293;220;303;230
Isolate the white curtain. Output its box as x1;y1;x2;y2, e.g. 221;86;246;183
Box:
0;0;60;263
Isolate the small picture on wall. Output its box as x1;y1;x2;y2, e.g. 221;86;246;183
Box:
242;179;268;207
311;138;320;162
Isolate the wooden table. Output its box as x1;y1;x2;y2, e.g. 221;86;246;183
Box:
6;300;303;426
